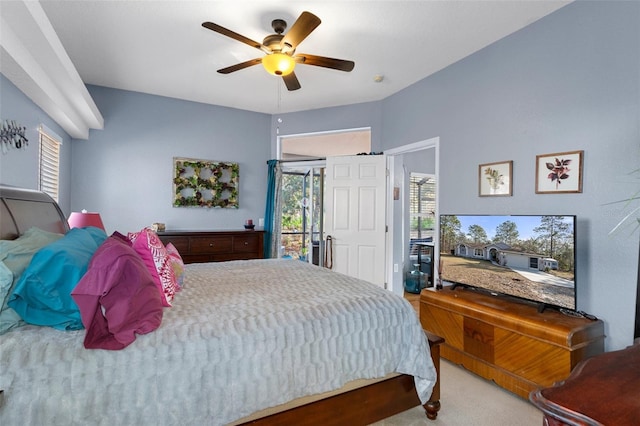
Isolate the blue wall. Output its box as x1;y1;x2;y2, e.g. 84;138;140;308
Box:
273;1;640;351
1;1;638;351
385;0;640;352
0;74;73;214
70;86;271;233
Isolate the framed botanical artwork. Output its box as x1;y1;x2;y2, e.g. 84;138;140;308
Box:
479;161;513;197
535;150;583;194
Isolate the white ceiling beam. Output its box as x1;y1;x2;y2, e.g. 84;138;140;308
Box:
0;0;103;139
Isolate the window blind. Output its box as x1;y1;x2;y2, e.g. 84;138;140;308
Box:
38;126;61;202
409;173;436;239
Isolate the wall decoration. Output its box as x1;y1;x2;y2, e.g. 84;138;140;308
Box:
479;160;512;197
535;150;583;194
173;157;239;208
1;120;28;154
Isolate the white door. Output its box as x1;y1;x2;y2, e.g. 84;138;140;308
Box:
324;155;387;287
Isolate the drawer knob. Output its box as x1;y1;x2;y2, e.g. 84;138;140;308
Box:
209;243;214;247
244;242;248;245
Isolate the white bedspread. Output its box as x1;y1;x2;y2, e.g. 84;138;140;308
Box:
0;259;436;425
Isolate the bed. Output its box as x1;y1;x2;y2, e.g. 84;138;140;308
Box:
0;184;441;425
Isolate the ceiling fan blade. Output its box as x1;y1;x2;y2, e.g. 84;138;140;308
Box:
294;53;355;72
202;22;270;54
217;58;262;74
280;11;321;52
283;72;301;91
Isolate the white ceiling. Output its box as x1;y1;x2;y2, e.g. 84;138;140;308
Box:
33;0;570;116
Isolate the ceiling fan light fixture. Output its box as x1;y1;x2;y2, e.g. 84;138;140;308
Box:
262;53;295;76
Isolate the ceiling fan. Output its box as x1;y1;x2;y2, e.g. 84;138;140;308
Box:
202;11;355;91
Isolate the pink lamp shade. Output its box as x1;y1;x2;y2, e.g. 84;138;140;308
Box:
68;209;105;231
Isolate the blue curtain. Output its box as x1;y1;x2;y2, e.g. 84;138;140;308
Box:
263;160;282;258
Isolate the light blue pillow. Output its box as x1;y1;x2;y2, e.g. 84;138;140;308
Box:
8;227;107;331
0;227;64;334
0;260;18;331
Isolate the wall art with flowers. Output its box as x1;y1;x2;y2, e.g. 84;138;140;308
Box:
173;157;239;208
479;160;512;197
535;150;583;194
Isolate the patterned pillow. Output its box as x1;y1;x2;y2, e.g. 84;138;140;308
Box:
128;228;178;306
165;243;185;289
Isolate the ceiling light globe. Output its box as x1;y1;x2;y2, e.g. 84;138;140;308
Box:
262;53;295;76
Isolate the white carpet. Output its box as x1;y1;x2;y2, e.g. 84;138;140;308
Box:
373;360;543;425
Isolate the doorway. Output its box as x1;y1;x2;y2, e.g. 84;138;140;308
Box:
275;130;440;294
279;162;324;263
277;128;372;264
385;137;440;296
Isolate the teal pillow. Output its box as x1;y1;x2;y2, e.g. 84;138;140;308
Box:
0;227;64;334
8;227;107;330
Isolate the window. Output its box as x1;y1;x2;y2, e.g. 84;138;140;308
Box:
280;165;323;262
38;125;61;202
409;173;436;239
529;257;539;269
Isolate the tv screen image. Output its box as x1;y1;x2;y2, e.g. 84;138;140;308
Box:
439;214;576;310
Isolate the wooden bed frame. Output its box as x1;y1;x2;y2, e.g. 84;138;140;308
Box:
0;184;443;424
238;333;443;424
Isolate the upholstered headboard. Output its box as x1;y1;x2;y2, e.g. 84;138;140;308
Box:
0;184;69;240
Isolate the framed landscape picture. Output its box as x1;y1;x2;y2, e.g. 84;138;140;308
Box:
535;150;583;194
479;160;512;197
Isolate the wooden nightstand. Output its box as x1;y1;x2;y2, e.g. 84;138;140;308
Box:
530;343;640;425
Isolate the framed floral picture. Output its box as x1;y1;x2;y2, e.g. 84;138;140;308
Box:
535;150;583;194
479;161;512;197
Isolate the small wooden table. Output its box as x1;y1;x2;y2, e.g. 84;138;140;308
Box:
529;343;640;425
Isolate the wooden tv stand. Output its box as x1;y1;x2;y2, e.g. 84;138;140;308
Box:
419;287;605;399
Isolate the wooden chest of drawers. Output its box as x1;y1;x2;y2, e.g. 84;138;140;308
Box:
158;230;264;264
420;288;605;399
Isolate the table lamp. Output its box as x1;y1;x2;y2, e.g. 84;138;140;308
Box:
68;209;105;231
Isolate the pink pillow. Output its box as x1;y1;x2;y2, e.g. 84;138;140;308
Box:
128;228;178;307
72;235;163;350
165;243;185;289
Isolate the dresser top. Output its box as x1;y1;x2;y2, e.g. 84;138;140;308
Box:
158;229;264;237
531;343;640;425
421;288;604;348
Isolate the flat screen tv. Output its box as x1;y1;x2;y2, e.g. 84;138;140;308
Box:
438;214;576;311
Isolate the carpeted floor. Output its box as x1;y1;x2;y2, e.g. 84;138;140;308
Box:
379;292;544;425
372;359;542;425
